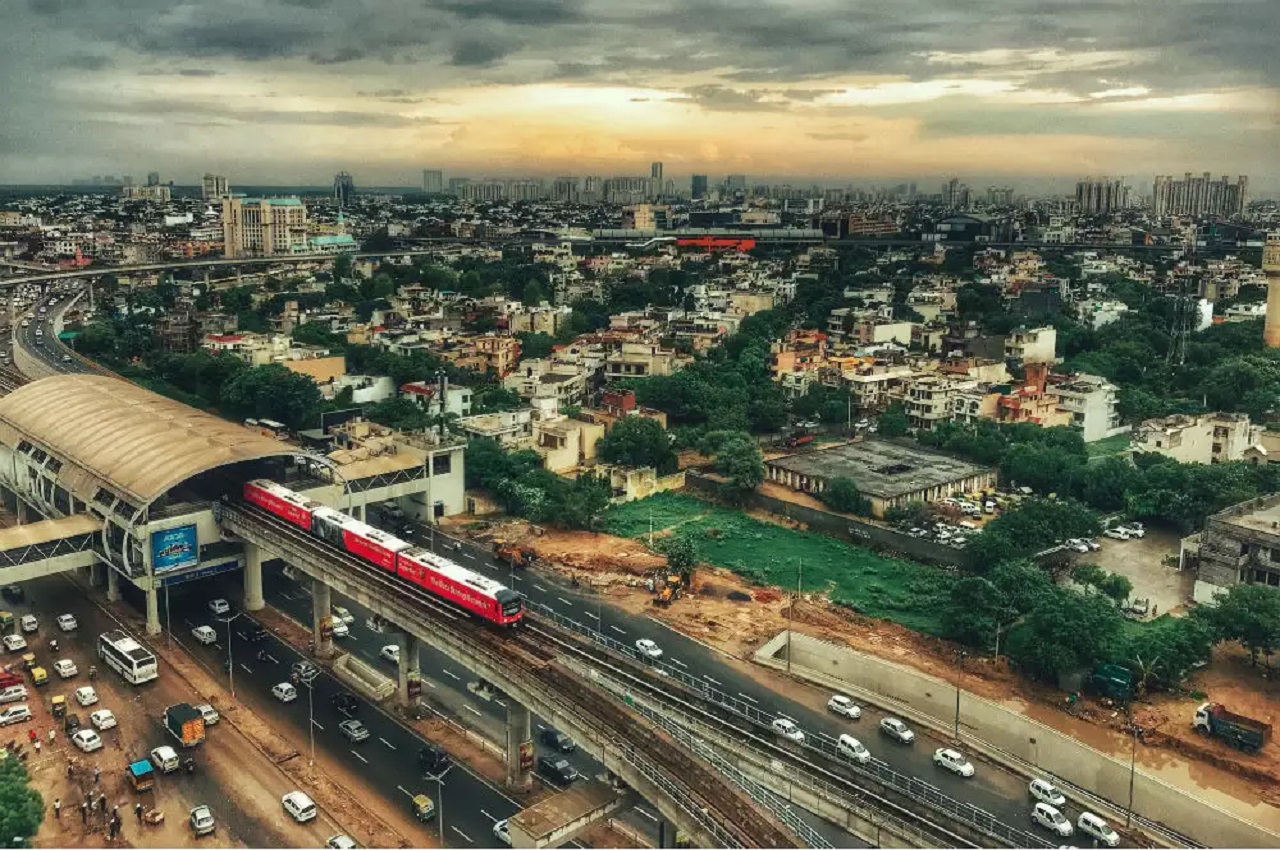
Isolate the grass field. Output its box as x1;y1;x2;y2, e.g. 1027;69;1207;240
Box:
605;493;951;635
1086;432;1132;460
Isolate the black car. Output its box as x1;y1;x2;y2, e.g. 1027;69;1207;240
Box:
537;754;577;785
540;728;575;753
330;692;359;715
291;661;319;683
246;625;269;643
418;745;451;776
1;585;23;603
64;712;80;735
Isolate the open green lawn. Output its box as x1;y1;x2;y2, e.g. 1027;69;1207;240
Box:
1086;432;1133;460
605;493;951;634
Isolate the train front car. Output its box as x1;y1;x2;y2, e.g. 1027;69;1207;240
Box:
311;507;411;570
397;548;524;626
243;479;320;531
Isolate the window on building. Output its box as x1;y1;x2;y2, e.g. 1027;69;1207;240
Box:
1251;569;1280;588
432;454;452;476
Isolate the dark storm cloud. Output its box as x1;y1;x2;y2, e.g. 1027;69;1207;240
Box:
449;39;519;67
120;99;435;128
135;18;322;61
436;0;586;26
138;68;223;77
62;55;112;71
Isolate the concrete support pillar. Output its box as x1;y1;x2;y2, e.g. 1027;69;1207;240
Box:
15;501;29;525
505;702;532;788
106;565;120;603
244;544;264;612
145;586;161;636
88;561;105;588
1265;237;1280;348
396;631;421;708
312;579;333;658
354;503;365;522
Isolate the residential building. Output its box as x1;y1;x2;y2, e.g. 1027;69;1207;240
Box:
1196;494;1280;603
504;359;587;405
324;374;394;404
997;362;1072;428
422;170;444;193
604;341;687;380
770;330;828;379
1133;412;1261;464
334;171;355;208
1075;177;1129;214
532;410;606;473
400;381;474;418
1076;299;1130;329
622;204;671;229
1003;326;1056;363
1153;173;1247;218
765;438;997;518
458;408;535;448
221;195;308;258
201;174;229;199
1050;373;1128;443
474;334;522;377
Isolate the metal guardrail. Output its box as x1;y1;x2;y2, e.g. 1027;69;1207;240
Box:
524;598;1051;849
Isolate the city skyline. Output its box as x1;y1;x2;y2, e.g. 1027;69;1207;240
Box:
4;0;1278;192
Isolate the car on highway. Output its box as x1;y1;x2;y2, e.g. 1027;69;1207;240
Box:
61;355;71;363
537;754;577;785
771;717;806;743
71;729;102;752
208;599;231;616
879;716;915;744
331;620;349;638
331;692;359;715
0;704;31;726
19;615;37;634
292;661;319;684
418;745;451;776
89;709;116;731
247;625;270;643
282;791;317;823
151;745;180;773
53;659;77;678
835;734;871;765
272;683;298;703
56;614;77;632
339;719;370;743
540;728;575;752
1032;802;1073;837
827;694;862;719
1077;812;1120;847
933;747;975;777
1029;778;1066;807
1;585;22;602
325;836;357;850
332;606;355;625
493;819;511;846
3;634;27;652
189;805;216;837
634;638;663;659
74;686;98;707
379;644;400;664
195;703;219;725
191;626;217;645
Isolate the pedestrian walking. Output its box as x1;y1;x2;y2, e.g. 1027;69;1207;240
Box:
79;801;87;824
66;762;73;779
134;803;142;822
53;798;60;820
48;728;55;743
33;739;40;754
93;765;100;784
99;792;107;812
90;796;98;814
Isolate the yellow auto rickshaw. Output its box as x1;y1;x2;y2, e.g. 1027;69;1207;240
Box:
20;652;35;671
30;665;47;686
411;794;435;822
50;694;66;718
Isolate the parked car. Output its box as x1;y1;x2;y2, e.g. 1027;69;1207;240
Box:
1028;778;1065;807
189;805;216;837
540;728;575;752
339;719;370;743
932;747;975;777
1066;538;1091;553
89;709;116;731
191;626;217;645
1104;527;1130;540
1032;803;1073;837
195;703;220;725
272;683;298;703
56;614;77;632
282;791;317;823
74;686;98;707
3;634;27;652
53;659;77;678
1119;523;1146;539
827;694;862;719
879;717;915;744
71;729;102;752
0;704;32;726
634;638;663;659
19;615;37;633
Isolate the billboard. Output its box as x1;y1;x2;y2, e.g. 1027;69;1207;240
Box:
151;525;198;573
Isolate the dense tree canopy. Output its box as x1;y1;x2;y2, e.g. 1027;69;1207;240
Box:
597;417;678;474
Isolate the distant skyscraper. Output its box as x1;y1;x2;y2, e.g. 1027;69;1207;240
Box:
146;171;161;187
725;174;747;196
422;170;443;194
1074;177;1127;215
650;162;663;181
986;186;1014;206
333;171;355;208
202;173;229;200
942;177;971;210
691;175;708;200
222;195;308;258
1153;172;1247;218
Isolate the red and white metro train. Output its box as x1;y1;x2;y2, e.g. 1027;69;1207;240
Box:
243;479;523;626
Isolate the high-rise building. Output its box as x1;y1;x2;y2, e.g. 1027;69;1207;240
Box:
121;184;170;202
333;171;355;208
650;162;663;181
447;177;470;196
942;177;971;210
725;174;747;194
986;186;1014;206
222;195;309;258
552;177;579;202
422;170;443;194
691;174;708;199
1074;177;1128;215
1153;173;1248;218
201;174;229;200
146;171;161;187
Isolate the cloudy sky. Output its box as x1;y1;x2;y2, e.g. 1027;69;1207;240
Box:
4;0;1277;192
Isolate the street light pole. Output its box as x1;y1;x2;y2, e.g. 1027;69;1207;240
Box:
219;613;241;698
787;558;803;675
164;581;172;650
1126;706;1137;828
429;771;445;845
308;682;316;766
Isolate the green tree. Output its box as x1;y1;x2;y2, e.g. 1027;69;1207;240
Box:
1008;589;1124;682
557;472;613;530
877;403;909;437
941;576;1003;648
220;364;324;430
700;430;764;495
0;757;43;847
220;285;256;313
597;417;678;474
291;322;345;350
1114;614;1215;693
967;498;1101;572
1202;583;1280;667
471;386;522;414
819;477;870;515
656;535;698;573
363;397;430;432
1097;572;1134;605
517;332;557;360
522;281;550;306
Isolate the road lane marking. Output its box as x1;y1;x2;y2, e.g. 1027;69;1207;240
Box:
536;723;546;731
380;737;396;750
511;575;523;582
464;705;482;717
462;552;476;559
533;584;547;592
610;625;626;635
239;663;252;674
351;750;368;763
266;654;278;664
480;809;497;823
633;806;659;822
396;785;413;798
495;699;506;708
312;720;324;730
442;669;460;681
737;692;757;704
557;597;572;606
451;827;472;843
583;611;598;619
236;631;247;640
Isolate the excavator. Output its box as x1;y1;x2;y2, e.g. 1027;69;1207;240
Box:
651;569;692;607
493;540;536;569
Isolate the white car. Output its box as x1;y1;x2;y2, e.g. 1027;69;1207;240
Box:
1032;803;1074;837
771;717;805;743
827;694;861;719
56;614;77;632
282;791;317;823
836;734;871;765
1083;538;1101;551
1120;524;1145;539
272;682;298;703
89;709;116;731
2;634;27;652
1077;812;1120;847
191;625;217;645
195;703;220;725
326;836;357;850
71;729;103;752
879;717;915;743
1029;778;1066;807
933;747;975;777
379;644;400;664
493;820;511;846
209;599;231;616
19;615;37;633
54;659;78;678
332;606;355;625
635;638;663;660
1104;527;1130;540
190;805;216;837
331;620;350;639
0;705;31;726
1066;538;1090;553
74;686;98;707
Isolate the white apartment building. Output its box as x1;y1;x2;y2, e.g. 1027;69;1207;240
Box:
1052;374;1128;442
1004;326;1056;363
1133;412;1261;464
221;195;309;258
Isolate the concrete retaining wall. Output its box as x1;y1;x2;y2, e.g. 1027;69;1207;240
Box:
757;631;1280;849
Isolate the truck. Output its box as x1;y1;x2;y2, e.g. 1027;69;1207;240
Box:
126;759;155;793
784;433;815;450
1193;703;1271;753
494;541;535;569
164;703;205;748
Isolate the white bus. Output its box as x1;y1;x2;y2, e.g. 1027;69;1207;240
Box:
98;630;159;685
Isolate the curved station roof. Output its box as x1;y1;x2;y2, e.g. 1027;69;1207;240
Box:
0;374;298;505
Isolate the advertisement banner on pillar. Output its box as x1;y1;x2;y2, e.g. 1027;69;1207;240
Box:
151;524;198;572
519;741;535;771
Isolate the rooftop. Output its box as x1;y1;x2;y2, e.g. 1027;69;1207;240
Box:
766;438;994;499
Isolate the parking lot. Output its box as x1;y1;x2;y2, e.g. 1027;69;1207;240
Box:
1086;527;1193;616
